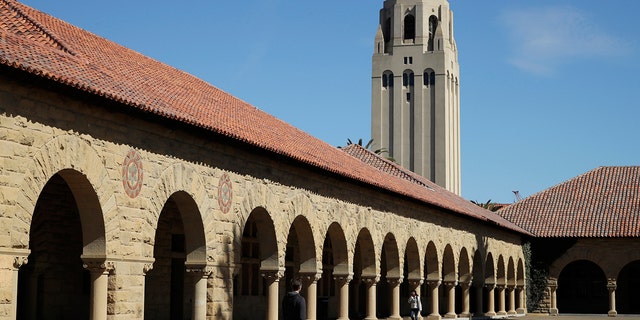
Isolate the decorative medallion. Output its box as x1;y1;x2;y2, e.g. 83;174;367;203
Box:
122;149;143;198
217;173;233;214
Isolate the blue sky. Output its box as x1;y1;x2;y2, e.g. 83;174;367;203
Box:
21;0;640;204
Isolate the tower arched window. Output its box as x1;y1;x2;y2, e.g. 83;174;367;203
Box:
424;69;435;87
382;71;394;88
403;71;414;87
403;14;415;42
428;15;439;51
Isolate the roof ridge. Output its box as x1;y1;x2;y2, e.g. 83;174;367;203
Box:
1;0;75;55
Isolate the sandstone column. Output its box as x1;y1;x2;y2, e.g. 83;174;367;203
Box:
334;274;352;320
548;278;558;316
302;273;321;320
607;278;617;317
496;284;507;316
516;285;526;314
262;269;283;320
459;281;471;318
443;281;457;318
408;279;424;320
362;275;379;320
507;285;516;315
187;266;212;320
388;277;403;320
83;260;114;320
484;284;496;317
0;253;28;320
426;280;441;320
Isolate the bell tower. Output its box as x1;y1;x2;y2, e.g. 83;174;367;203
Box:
371;0;461;195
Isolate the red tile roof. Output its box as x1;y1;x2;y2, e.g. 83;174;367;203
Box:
0;0;529;234
497;166;640;238
342;144;531;234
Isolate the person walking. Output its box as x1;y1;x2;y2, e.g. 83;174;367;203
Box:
408;290;422;320
282;279;306;320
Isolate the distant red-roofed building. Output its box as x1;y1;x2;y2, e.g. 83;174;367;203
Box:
497;166;640;315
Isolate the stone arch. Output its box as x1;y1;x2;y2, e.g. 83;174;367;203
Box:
355;228;377;277
288;215;317;274
458;248;471;284
496;255;506;286
549;248;608;278
507;257;516;287
16;135;108;256
516;258;525;287
249;207;279;271
485;253;495;285
382;233;401;279
325;222;350;276
424;241;440;281
442;244;456;282
148;163;208;264
557;260;608;313
617;260;640;314
405;237;422;280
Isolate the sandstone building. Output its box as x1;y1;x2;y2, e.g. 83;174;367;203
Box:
371;0;461;195
0;0;527;319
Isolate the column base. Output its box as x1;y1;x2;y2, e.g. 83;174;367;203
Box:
427;315;442;320
608;310;618;317
484;311;497;317
497;311;508;316
459;312;471;318
387;316;402;320
516;308;527;314
508;310;517;315
444;313;457;318
549;308;558;316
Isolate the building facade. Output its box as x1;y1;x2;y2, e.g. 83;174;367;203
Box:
0;1;525;319
371;0;461;195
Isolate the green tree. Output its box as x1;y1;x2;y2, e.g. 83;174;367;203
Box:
470;199;499;212
344;138;395;161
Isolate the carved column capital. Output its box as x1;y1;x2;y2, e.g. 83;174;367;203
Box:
547;278;558;289
13;256;28;270
484;283;496;290
186;266;213;279
443;280;458;288
387;276;403;287
362;275;380;287
460;281;471;289
261;269;284;285
408;278;424;288
426;279;441;289
333;273;353;286
300;272;322;286
83;260;115;275
143;263;154;275
607;278;617;291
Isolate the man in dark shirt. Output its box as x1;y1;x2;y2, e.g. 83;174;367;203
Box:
282;279;306;320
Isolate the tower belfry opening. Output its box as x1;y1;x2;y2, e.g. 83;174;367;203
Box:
371;0;461;195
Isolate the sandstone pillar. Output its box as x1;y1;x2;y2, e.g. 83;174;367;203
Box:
459;281;471;318
443;281;457;318
0;253;28;320
484;284;496;317
83;259;114;320
301;273;321;320
362;275;379;320
496;284;507;315
262;269;283;320
426;280;441;320
507;285;517;315
334;274;352;320
516;285;527;314
548;278;558;316
388;277;403;320
408;279;424;320
186;266;212;320
607;278;617;317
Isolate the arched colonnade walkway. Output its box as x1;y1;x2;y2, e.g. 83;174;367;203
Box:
0;135;526;320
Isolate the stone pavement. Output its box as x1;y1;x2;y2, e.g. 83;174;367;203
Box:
516;315;640;320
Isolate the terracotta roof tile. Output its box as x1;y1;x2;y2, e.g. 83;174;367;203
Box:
497;166;640;238
0;0;530;234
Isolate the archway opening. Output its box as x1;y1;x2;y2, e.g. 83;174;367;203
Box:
145;194;195;320
557;260;607;314
17;173;91;319
617;260;640;314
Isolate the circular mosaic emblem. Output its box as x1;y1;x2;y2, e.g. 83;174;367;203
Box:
217;173;233;214
122;149;143;198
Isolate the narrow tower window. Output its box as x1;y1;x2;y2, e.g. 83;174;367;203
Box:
382;72;394;88
403;71;414;87
424;69;435;87
428;15;439;51
403;14;415;42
